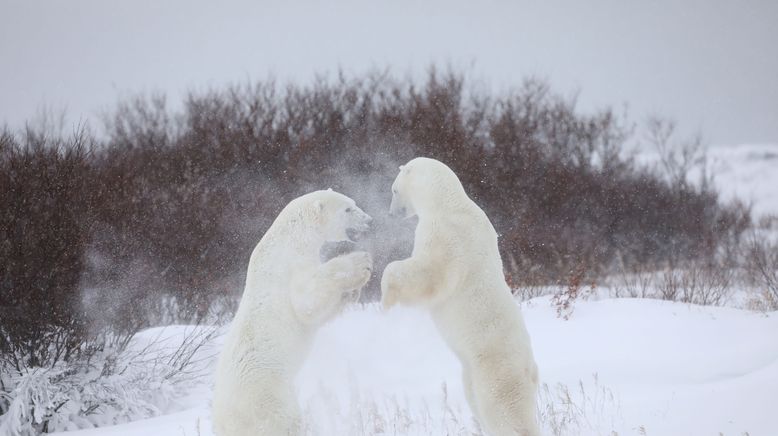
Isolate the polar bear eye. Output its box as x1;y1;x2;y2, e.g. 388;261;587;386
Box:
345;207;353;213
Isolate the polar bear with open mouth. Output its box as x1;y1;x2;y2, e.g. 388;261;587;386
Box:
213;189;373;436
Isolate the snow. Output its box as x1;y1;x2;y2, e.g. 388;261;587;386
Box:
705;144;778;218
636;142;778;219
49;298;777;435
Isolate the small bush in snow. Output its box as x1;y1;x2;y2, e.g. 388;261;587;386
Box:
745;236;778;311
0;326;219;435
551;263;594;320
608;255;737;307
656;261;733;306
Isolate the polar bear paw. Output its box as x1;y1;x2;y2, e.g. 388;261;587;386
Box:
380;261;402;311
331;251;373;291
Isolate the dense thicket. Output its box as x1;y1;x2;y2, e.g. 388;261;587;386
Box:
0;70;749;368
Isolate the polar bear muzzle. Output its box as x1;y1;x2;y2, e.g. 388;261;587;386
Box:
346;214;372;241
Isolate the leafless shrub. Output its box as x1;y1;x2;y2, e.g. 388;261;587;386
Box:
300;381;480;435
299;375;625;435
551;262;595;320
744;236;778;311
0;123;98;371
538;375;622;436
506;263;550;301
513;285;549;302
610;262;656;299
655;260;733;306
756;214;778;231
646;118;707;189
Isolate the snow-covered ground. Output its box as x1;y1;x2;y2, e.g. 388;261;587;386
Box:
51;298;777;436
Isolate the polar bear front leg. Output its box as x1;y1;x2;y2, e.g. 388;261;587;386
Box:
291;251;372;325
380;256;443;310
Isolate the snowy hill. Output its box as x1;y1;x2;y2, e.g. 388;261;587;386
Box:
637;143;778;219
706;144;778;218
51;298;777;436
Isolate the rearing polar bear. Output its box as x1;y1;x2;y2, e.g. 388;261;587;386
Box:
381;157;539;436
213;189;373;436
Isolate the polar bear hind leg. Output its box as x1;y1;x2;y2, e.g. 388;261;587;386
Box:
471;364;539;436
214;388;301;436
251;389;302;436
462;364;485;431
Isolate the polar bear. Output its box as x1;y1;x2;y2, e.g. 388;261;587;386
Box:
212;189;373;436
381;157;539;436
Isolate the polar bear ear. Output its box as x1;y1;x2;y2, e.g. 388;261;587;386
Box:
326;188;333;192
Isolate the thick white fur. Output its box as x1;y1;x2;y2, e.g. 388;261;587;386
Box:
382;158;539;436
212;190;372;436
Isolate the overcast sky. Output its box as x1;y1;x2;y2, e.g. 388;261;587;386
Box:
1;0;776;146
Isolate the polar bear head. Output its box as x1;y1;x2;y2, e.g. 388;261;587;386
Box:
389;157;467;218
295;189;372;242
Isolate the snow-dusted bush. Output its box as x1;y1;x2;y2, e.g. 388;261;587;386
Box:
0;326;219;435
0;364;163;435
